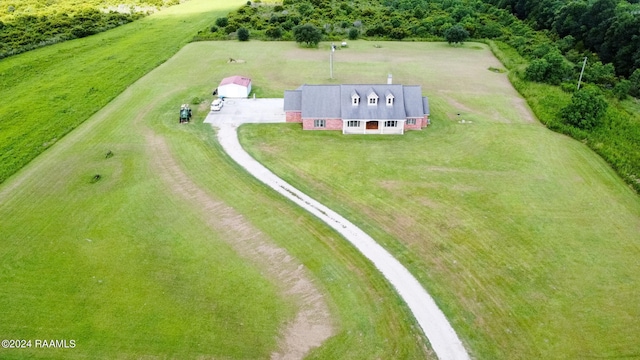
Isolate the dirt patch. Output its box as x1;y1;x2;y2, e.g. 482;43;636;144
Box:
139;113;333;358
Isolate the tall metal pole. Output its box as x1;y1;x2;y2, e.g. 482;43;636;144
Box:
330;42;335;79
577;57;587;90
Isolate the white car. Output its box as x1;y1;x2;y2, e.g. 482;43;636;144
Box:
211;99;223;111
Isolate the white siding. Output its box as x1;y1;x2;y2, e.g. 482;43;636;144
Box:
218;83;251;98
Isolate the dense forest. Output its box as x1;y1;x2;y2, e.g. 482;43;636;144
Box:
488;0;640;78
0;0;180;58
196;0;640;192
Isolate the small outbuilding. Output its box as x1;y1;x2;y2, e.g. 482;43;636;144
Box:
218;76;252;98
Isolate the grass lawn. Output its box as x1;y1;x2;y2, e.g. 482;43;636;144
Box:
0;38;433;358
236;41;640;359
0;0;245;184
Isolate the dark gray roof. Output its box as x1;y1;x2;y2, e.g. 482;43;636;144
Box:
284;83;428;120
422;97;430;115
402;85;425;117
301;85;341;118
283;90;302;111
340;84;406;120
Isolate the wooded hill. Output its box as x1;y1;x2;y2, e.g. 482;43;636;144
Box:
0;0;180;58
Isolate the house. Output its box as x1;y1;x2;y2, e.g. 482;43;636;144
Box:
218;76;252;98
284;83;429;134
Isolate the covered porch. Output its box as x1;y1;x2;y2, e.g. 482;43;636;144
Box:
342;119;405;135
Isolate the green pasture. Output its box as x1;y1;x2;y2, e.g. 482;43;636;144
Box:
236;42;640;358
0;39;432;359
0;0;244;184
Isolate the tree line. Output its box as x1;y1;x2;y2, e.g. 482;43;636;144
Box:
195;0;640;192
196;0;639;96
0;0;179;59
486;0;640;78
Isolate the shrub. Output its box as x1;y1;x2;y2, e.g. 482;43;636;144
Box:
265;25;282;39
237;27;250;41
216;17;228;27
348;27;359;40
561;86;608;130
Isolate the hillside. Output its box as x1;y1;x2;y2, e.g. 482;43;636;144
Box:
0;0;233;184
0;0;180;58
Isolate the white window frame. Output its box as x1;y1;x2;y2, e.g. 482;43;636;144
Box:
407;119;416;125
314;119;326;128
386;96;394;106
347;120;360;127
384;120;398;127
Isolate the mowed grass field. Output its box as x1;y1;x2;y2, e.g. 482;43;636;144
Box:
0;0;245;184
236;41;640;358
0;38;432;360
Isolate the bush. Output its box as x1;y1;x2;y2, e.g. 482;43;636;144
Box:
237;27;250;41
265;25;282;39
348;27;359;40
215;17;228;27
561;86;608;130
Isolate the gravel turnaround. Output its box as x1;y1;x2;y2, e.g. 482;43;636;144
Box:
208;100;470;360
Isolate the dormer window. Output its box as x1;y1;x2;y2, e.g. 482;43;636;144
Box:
351;90;360;106
367;88;378;106
385;90;395;106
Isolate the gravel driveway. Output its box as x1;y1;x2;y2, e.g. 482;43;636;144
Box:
206;98;470;360
204;98;286;125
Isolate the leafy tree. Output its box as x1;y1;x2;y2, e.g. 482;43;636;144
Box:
444;24;469;45
348;27;359;40
542;50;570;85
525;58;549;82
525;50;570;85
215;17;228;27
237;27;249;41
293;24;322;47
613;79;630;100
265;25;282;39
561;86;608;130
584;61;617;88
630;69;640;98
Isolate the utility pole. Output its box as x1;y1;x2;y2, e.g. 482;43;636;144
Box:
330;42;335;80
577;57;587;90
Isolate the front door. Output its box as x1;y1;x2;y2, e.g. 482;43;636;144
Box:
366;121;379;130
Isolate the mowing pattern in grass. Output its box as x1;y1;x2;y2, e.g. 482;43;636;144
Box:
0;41;434;358
0;0;243;185
237;42;640;359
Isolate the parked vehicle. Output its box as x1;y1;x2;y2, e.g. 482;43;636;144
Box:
211;99;223;111
179;104;191;123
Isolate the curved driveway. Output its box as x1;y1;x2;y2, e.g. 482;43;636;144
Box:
206;99;470;360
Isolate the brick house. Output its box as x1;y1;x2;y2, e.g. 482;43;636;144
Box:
283;83;429;134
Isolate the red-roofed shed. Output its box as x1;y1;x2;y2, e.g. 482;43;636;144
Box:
218;76;252;98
